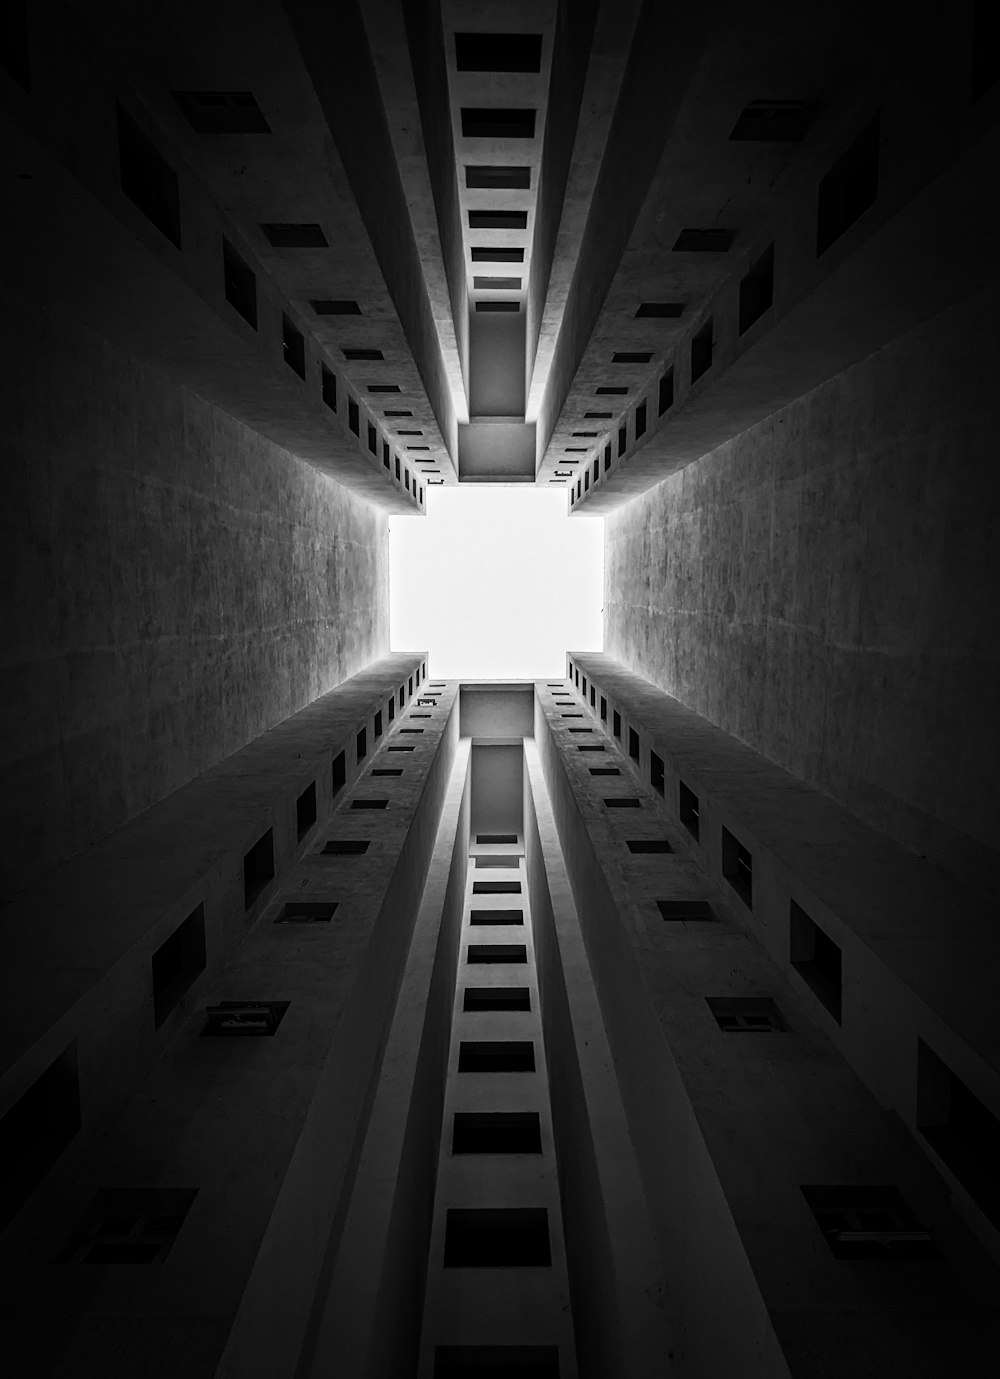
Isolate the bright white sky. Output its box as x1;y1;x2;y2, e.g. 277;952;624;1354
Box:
389;486;604;679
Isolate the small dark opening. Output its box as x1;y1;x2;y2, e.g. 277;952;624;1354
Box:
0;3;30;89
590;767;620;776
222;238;257;328
369;384;402;393
659;901;715;922
472;247;525;262
0;1044;81;1231
332;750;346;795
261;222;328;248
470;909;524;925
321;364;338;412
626;839;671;854
443;1208;550;1266
371;767;402;777
277;902;336;924
455;33;543;72
469;209;529;230
721;827;752;908
461;108;537;138
374;711;383;738
475;276;522;289
635;400;647;439
972;0;1000;100
152;905;207;1028
344;347;384;361
707;996;785;1031
466;165;532;189
603;445;612;472
463;987;531;1012
468;944;528;964
367;422;377;455
477;833;517;844
476;302;520;313
117;104;181;247
917;1039;1000;1230
637;301;685;318
173;90;270;133
322;839;370;855
673;227;735;253
452;1113;542;1154
458;1041;535;1073
628;727;640;760
383;441;391;469
202;1000;289;1037
473;880;521;894
649;750;664;795
790;901;841;1021
605;797;641;808
729;98;815;142
396;456;402;480
348;398;360;436
658;368;674;415
613;710;621;739
801;1185;937;1261
690;320;713;382
679;780;700;840
69;1188;197;1265
738;244;774;334
596;386;628;395
816;115;880;256
600;696;607;720
243;831;275;909
351;798;389;810
618;424;627;457
474;855;519;868
612;351;652;364
311;299;361;315
282;315;305;378
356;727;367;760
296;782;317;840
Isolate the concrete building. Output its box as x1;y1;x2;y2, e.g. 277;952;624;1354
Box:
2;2;999;1375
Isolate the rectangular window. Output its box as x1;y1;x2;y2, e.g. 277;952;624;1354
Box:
477;833;517;844
604;442;612;472
679;780;699;840
470;909;524;924
69;1188;197;1265
738;243;774;334
282;314;305;378
0;1044;81;1232
658;367;674;415
117;104;181;247
371;767;403;777
350;798;389;810
202;1000;290;1036
387;745;415;752
321;364;338;412
589;767;620;776
721;827;753;908
332;749;346;795
243;831;274;909
348;398;360;435
367;422;377;455
628;727;640;761
577;745;605;752
650;750;664;795
635;400;647;439
706;996;784;1031
790;901;841;1021
618;423;627;457
356;727;367;760
152;904;207;1026
443;1207;550;1266
452;1113;542;1154
458;1041;535;1073
276;902;336;923
816;115;880;256
296;782;317;839
917;1040;1000;1230
800;1185;936;1260
474;856;519;868
473;880;521;894
322;839;370;855
460;108;536;139
690;320;713;382
463;987;531;1012
222;238;257;328
374;710;383;738
388;696;395;721
613;710;621;739
657;900;715;922
626;839;671;854
605;797;641;808
600;696;607;720
467;944;527;964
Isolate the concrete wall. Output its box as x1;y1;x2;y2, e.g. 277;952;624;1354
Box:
471;744;524;838
604;283;1000;899
1;294;388;891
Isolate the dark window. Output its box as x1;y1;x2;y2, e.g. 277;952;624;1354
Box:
628;728;640;761
467;944;528;964
276;902;336;924
332;750;346;795
739;244;775;334
707;997;785;1031
466;166;531;189
458;1041;535;1073
477;833;517;844
658;368;675;415
587;411;613;419
604;445;612;472
344;347;384;361
202;1000;289;1036
69;1189;197;1265
590;767;620;776
476;301;520;313
658;901;715;922
568;728;592;734
626;839;672;854
471;247;525;262
371;767;402;777
322;839;370;855
396;456;402;480
650;750;664;795
690;320;713;382
605;797;641;808
596;385;628;395
972;0;1000;101
452;1113;542;1154
721;827;752;908
0;1044;81;1232
173;90;270;133
0;2;30;89
474;855;519;867
636;301;685;318
152;904;207;1026
673;227;735;252
311;299;361;314
618;424;627;457
388;745;416;752
474;275;522;289
117;104;181;247
600;696;607;720
282;315;305;378
348;398;360;436
917;1040;1000;1230
461;108;536;138
463;987;531;1012
679;780;700;840
243;831;274;909
635;400;647;439
260;222;327;248
321;364;338;412
612;351;652;364
443;1208;550;1267
473;881;521;894
369;384;402;393
470;909;524;924
790;901;842;1021
613;711;621;739
356;727;367;760
374;711;383;738
729;98;815;142
434;1347;559;1378
222;239;257;328
367;422;377;455
577;745;605;752
469;209;528;230
455;33;542;72
816;115;880;256
351;798;388;810
296;782;317;840
800;1185;937;1260
383;441;391;469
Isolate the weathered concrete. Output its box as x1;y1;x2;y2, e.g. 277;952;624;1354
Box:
0;293;389;890
604;283;1000;901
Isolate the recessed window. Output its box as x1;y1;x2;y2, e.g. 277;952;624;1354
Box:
636;302;685;318
151;904;207;1026
673;227;735;252
282;315;305;378
721;827;752;908
371;767;402;777
917;1040;1000;1230
348;398;360;435
321;364;338;412
658;900;715;922
351;798;389;810
434;1347;559;1378
577;745;605;752
322;839;370;855
1;3;30;89
443;1207;550;1266
461;108;536;138
679;780;700;840
332;750;346;795
605;797;641;808
243;831;275;909
739;244;775;334
586;411;613;419
261;222;328;248
0;1044;81;1231
369;384;402;394
455;33;543;72
117;104;181;247
276;902;336;923
613;710;621;739
368;422;377;455
69;1188;197;1265
599;696;607;720
463;987;531;1012
590;767;620;776
395;456;402;480
707;996;785;1032
469;209;528;230
356;727;367;760
596;385;628;395
471;247;525;263
474;855;519;867
649;750;664;795
972;0;999;101
468;944;527;964
452;1112;542;1154
296;782;317;839
202;1000;290;1036
466;165;531;189
816;115;880;256
800;1185;937;1260
658;368;674;415
173;90;270;133
690;320;713;382
474;275;522;290
628;728;640;760
311;299;361;314
561;712;583;718
612;351;653;364
373;712;383;739
476;301;520;313
388;744;415;752
477;833;517;844
618;423;627;457
635;401;647;439
473;880;521;894
384;408;413;416
222;238;257;328
470;909;524;924
568;728;593;734
790;901;841;1021
626;839;672;854
458;1041;535;1072
729;98;815;142
343;347;384;361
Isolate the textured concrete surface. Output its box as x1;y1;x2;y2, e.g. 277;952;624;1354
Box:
605;284;1000;898
1;296;389;891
